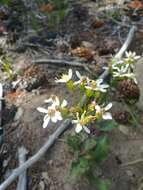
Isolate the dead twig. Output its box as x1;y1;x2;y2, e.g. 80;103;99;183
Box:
0;26;136;190
33;58;86;67
32;58;93;73
138;184;143;190
122;158;143;167
16;147;28;190
115;26;137;59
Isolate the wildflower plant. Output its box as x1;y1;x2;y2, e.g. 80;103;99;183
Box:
37;68;117;190
36;50;140;190
108;51;140;84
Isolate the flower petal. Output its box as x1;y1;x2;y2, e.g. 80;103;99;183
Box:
105;103;112;111
55;111;63;121
75;70;81;79
68;69;73;79
44;98;52;103
55;78;65;83
72;120;78;124
37;107;47;113
83;126;90;134
75;123;82;133
74;80;80;85
51;116;58;123
99;88;107;92
85;86;92;90
43;116;50;128
96;79;103;85
44;114;49;121
61;99;67;108
95;105;101;112
57;114;63;121
103;112;112;120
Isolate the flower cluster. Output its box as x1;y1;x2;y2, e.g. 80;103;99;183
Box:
56;69;109;93
110;51;140;83
37;69;112;134
72;102;112;134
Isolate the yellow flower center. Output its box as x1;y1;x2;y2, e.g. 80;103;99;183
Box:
51;95;57;101
48;108;56;117
81;76;88;83
90;81;97;89
62;74;69;81
79;119;85;126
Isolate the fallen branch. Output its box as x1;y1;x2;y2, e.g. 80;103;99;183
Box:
138;184;143;190
16;147;28;190
115;26;137;59
122;158;143;167
33;58;87;67
32;58;93;73
0;26;136;190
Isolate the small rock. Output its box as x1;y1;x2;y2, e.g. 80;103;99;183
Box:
3;157;10;168
48;160;53;166
42;172;50;181
81;41;94;49
119;125;129;135
14;107;23;121
126;170;133;178
38;181;45;190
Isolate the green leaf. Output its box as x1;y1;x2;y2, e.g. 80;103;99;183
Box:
66;81;75;91
85;89;93;98
87;172;110;190
98;120;117;131
71;158;89;177
94;177;110;190
93;91;100;98
0;0;11;5
84;139;97;152
91;136;109;165
67;134;81;151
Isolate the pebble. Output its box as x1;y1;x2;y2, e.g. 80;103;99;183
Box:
118;125;129;135
14;107;23;121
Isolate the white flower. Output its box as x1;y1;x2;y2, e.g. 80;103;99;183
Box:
37;104;63;128
125;51;140;61
122;72;137;84
72;112;90;134
124;51;140;69
113;65;137;84
85;79;109;92
113;65;128;77
44;95;68;108
44;95;60;106
95;103;112;120
74;71;90;85
55;69;72;83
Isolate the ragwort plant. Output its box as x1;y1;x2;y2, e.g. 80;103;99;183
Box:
37;51;140;190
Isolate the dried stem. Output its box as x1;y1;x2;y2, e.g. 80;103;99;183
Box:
122;158;143;167
16;147;28;190
33;58;86;67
